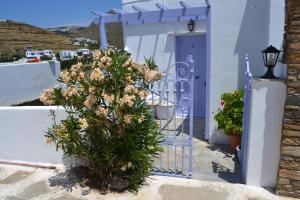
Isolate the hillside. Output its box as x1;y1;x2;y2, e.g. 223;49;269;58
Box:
48;22;124;49
0;20;76;59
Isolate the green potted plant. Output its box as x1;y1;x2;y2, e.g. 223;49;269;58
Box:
214;90;244;151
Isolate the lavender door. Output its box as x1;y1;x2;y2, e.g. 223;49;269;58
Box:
176;35;206;117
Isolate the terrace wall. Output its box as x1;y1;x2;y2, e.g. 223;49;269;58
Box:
0;61;60;106
0;106;66;166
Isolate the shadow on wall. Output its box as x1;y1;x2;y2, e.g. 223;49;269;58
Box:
234;0;270;87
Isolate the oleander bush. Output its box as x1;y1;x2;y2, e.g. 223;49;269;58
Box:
40;47;163;191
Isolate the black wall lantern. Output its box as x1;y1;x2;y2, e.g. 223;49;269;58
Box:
261;45;281;79
188;19;195;32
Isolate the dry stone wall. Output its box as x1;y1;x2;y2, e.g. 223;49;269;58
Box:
276;0;300;198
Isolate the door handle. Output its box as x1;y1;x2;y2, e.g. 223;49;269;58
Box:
195;76;199;79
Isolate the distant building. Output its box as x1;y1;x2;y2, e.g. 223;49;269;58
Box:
59;50;77;61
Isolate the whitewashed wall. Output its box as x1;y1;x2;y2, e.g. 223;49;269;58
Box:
0;107;66;165
122;0;285;143
0;61;61;106
244;79;286;188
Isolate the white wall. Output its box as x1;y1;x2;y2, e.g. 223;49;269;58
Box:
124;21;206;73
244;79;286;188
0;107;66;165
0;61;61;106
122;0;285;143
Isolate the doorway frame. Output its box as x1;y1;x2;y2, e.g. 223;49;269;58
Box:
174;32;210;140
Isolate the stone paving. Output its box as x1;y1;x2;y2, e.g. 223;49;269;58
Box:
0;164;293;200
154;117;241;183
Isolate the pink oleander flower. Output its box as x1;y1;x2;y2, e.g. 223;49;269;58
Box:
93;50;103;60
79;71;85;80
123;114;132;124
95;107;109;116
63;86;77;99
79;118;89;129
100;56;112;67
84;94;97;109
40;88;55;105
124;85;138;94
125;76;134;84
90;68;104;82
60;70;71;83
120;94;136;107
144;69;159;81
88;86;96;93
102;93;114;104
138;90;149;99
123;58;133;68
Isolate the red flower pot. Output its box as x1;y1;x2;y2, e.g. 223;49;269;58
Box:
229;134;241;152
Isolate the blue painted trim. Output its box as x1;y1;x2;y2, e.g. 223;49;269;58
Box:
93;5;207;25
179;1;191;8
241;54;253;184
111;8;128;14
155;3;169;10
99;17;107;49
204;6;211;140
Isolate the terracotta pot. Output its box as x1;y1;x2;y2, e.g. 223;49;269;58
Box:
229;134;241;152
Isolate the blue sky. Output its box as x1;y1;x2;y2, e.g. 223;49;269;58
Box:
0;0;121;28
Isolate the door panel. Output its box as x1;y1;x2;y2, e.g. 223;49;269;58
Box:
176;35;206;117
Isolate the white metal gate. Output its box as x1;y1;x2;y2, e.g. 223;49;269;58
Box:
150;55;194;178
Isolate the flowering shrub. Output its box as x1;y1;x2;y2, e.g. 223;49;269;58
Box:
214;90;244;136
40;48;163;191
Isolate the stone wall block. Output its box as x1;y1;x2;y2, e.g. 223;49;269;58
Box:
279;169;300;180
282;138;300;146
283;124;300;131
282;146;300;157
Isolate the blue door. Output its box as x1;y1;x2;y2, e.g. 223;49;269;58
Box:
176;35;206;117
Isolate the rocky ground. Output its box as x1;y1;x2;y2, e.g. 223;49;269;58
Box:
0;164;296;200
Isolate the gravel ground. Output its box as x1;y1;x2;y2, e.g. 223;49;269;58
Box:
0;164;296;200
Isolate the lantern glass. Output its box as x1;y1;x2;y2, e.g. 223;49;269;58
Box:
188;19;195;32
262;45;280;68
261;45;281;79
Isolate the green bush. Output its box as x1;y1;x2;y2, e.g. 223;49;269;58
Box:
60;58;78;70
214;90;244;136
40;55;52;61
40;48;163;191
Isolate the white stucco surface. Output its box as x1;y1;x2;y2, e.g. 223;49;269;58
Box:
0;61;61;106
122;0;285;143
0;106;66;165
244;79;286;188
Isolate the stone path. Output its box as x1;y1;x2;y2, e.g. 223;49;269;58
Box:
0;164;294;200
154;118;241;183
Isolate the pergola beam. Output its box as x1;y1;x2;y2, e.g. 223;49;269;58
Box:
132;5;148;12
111;8;128;14
155;3;169;10
94;2;208;49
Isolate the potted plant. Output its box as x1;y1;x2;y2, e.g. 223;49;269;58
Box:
214;90;244;151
